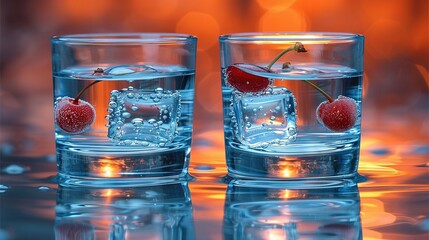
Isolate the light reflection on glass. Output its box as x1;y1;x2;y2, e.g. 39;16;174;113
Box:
223;180;362;239
88;159;125;178
55;182;195;240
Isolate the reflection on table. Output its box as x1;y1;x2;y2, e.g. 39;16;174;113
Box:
223;179;362;240
54;182;195;240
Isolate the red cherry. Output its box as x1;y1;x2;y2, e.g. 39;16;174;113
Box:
226;63;272;93
55;97;96;134
316;95;358;132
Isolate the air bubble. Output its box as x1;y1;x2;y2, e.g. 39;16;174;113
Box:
122;112;131;118
109;102;117;108
131;118;143;126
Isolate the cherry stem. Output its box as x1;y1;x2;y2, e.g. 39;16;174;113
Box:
303;80;334;103
72;68;104;104
267;42;334;103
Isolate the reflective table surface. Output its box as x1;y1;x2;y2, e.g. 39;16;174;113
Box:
1;117;428;240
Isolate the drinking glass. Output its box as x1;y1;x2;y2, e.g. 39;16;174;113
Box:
219;32;364;180
51;33;197;186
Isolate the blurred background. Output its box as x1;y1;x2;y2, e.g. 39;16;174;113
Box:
0;0;428;161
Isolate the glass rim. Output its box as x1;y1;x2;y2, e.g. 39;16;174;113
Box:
219;32;364;42
51;33;197;44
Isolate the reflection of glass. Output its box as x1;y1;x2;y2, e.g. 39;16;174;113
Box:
223;180;362;239
55;182;195;240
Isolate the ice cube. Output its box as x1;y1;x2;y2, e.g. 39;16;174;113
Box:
231;88;297;149
107;87;181;146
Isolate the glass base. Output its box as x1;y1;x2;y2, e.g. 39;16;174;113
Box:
57;173;193;187
226;143;360;180
56;143;191;187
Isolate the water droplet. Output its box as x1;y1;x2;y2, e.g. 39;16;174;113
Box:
155;87;163;93
38;186;51;191
148;119;156;124
127;92;135;98
128;86;134;91
270;116;276;121
131;105;138;111
153;98;160;102
246;122;252;128
0;184;9;193
3;164;27;175
141;141;149;146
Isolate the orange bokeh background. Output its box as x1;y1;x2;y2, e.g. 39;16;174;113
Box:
0;2;428;239
0;0;427;158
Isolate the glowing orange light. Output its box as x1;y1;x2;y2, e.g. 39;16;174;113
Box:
280;167;293;178
90;159;124;178
273;160;300;178
266;228;287;240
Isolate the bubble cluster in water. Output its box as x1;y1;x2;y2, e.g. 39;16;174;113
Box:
230;87;297;149
106;87;181;146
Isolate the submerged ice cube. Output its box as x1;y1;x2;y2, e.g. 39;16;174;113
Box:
231;88;297;149
107;87;181;146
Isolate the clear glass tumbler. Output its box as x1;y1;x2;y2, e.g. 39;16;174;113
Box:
51;33;197;186
219;32;364;180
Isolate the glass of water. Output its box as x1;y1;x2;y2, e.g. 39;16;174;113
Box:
51;33;197;186
219;32;364;180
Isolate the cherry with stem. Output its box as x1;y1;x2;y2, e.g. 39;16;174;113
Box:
55;68;104;134
226;42;358;132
